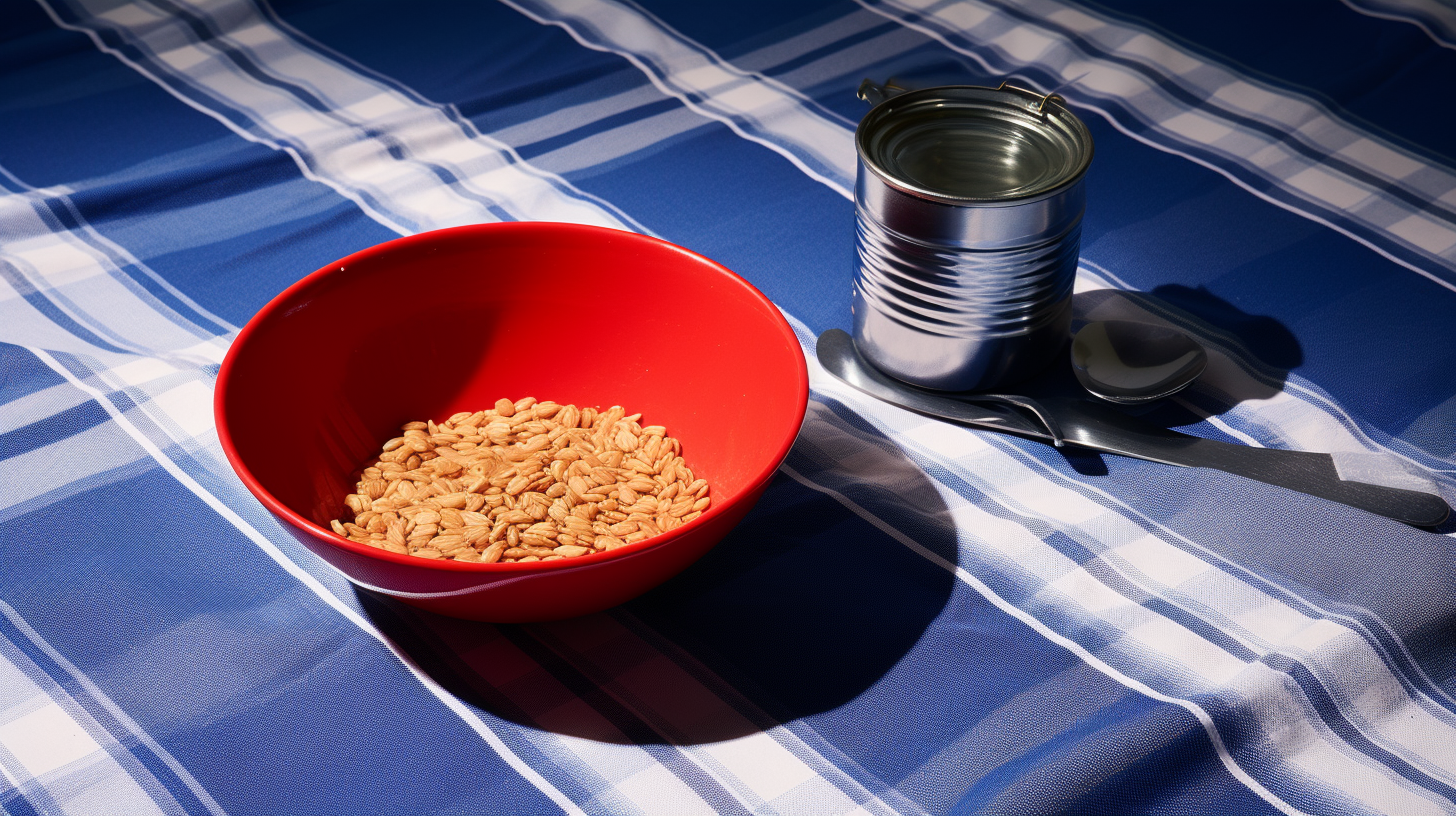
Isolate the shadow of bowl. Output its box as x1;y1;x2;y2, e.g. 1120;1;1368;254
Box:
349;398;959;745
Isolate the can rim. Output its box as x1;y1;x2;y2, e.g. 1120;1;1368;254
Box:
855;84;1095;206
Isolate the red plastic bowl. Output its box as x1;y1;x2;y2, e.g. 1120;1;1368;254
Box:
215;222;808;622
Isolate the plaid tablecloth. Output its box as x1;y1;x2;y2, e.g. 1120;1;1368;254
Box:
4;0;1456;813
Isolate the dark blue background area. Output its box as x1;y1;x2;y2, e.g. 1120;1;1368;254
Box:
1066;0;1456;167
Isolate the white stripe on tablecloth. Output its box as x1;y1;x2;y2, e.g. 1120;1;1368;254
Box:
0;184;230;469
528;104;712;174
0;383;90;437
746;24;927;92
491;83;713;169
498;0;858;197
0;186;229;365
855;0;1456;289
0;167;236;335
1339;0;1456;49
730;9;891;75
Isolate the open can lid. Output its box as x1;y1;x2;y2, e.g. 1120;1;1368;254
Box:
856;82;1094;205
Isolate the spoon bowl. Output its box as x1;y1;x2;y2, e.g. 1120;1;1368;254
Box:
1071;320;1208;404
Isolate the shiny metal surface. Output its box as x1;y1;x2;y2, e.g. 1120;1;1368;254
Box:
1070;320;1208;404
852;82;1093;391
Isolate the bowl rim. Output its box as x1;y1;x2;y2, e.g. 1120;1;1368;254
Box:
214;221;810;574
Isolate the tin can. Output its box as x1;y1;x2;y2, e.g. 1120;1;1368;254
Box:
852;81;1094;391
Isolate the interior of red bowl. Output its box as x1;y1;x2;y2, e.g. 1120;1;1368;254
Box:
216;222;807;567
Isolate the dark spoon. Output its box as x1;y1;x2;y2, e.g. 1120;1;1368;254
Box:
1071;320;1208;404
815;328;1450;528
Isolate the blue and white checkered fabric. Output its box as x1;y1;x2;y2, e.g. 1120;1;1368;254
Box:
3;0;1456;813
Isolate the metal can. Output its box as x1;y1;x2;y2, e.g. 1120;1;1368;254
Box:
852;80;1094;391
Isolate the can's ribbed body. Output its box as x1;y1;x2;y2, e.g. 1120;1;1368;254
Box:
852;84;1093;391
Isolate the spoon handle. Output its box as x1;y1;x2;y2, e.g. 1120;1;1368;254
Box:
1035;397;1450;528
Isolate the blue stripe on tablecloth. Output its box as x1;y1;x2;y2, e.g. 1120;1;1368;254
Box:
0;791;47;816
0;399;112;460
